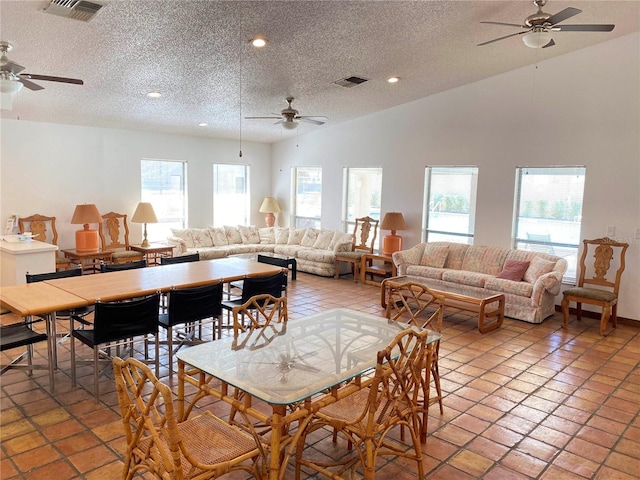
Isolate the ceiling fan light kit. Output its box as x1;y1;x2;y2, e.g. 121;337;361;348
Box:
522;30;553;48
246;96;327;131
0;78;23;94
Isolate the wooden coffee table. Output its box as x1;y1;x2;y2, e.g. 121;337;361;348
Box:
61;249;113;274
381;275;505;333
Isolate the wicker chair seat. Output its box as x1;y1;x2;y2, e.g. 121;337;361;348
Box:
563;287;617;302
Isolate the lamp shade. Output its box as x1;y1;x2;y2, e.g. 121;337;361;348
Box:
70;204;102;225
259;197;281;213
380;212;407;231
131;202;158;224
0;79;23;95
70;204;102;253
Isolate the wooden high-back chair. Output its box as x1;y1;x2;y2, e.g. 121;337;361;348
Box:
562;237;629;335
98;212;144;264
18;214;71;271
333;216;379;282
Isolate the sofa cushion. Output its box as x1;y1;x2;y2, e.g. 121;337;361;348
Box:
300;228;319;247
524;256;555;283
485;277;534;297
461;246;509;275
420;244;449;268
330;231;352;250
288;228;306;245
238;225;260;244
259;227;275;244
273;245;300;256
274;227;289;244
405;265;445;280
313;230;334;250
171;228;195;248
497;259;530;281
224;225;243;244
441;269;492;288
207;227;228;246
443;243;470;270
296;247;336;263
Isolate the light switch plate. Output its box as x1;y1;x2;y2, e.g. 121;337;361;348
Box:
606;226;615;236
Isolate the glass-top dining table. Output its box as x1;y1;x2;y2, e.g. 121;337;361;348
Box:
177;307;441;480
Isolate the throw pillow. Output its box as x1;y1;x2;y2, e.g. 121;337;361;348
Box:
330;231;352;250
223;225;242;244
420;244;450;268
238;225;260;244
207;227;228;246
497;259;530;281
190;228;213;247
312;230;334;250
274;227;289;244
258;227;275;244
170;228;195;248
287;227;306;245
524;256;555;283
300;228;319;247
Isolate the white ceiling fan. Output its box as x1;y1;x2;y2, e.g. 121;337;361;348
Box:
478;0;615;49
246;97;327;130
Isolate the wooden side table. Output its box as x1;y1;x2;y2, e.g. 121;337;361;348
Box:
61;249;113;274
360;253;396;286
129;244;174;266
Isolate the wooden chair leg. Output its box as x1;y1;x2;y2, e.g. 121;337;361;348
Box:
561;298;570;328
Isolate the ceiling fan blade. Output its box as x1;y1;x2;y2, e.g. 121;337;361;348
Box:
18;77;44;91
297;117;325;125
542;38;556;49
480;21;527;28
20;73;83;85
555;24;615;32
477;30;529;46
0;59;25;75
547;7;582;26
245;116;281;120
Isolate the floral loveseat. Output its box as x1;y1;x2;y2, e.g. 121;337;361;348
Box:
167;225;353;277
392;242;568;324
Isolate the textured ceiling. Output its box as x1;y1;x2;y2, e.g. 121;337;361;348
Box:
1;0;638;144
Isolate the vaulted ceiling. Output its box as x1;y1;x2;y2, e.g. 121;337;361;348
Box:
1;1;638;143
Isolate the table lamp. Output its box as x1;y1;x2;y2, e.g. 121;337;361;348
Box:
131;202;158;247
380;212;407;256
71;204;102;253
259;196;281;227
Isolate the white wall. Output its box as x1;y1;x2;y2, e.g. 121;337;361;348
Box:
271;33;640;322
0;122;272;248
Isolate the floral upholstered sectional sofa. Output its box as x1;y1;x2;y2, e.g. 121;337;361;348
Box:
392;242;568;324
167;225;353;277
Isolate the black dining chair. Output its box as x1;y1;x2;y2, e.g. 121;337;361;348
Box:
159;253;200;265
99;259;147;272
70;292;161;401
221;271;287;322
159;282;223;380
1;319;54;391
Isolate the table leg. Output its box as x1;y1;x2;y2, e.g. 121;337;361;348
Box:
477;295;505;333
269;405;286;480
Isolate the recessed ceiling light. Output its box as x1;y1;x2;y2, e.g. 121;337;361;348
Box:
250;37;266;48
198;122;208;127
146;91;162;98
387;77;400;84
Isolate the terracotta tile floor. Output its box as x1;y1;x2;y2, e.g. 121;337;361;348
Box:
1;272;639;479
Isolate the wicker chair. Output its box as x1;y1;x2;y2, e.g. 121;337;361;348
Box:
295;327;432;480
385;281;445;442
113;357;266;480
229;294;288;431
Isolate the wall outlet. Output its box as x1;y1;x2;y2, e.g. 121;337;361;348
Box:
635;228;640;240
606;226;615;236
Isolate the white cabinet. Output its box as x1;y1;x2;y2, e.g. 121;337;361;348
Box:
0;238;57;286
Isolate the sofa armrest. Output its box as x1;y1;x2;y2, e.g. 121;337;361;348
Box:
166;236;187;255
333;240;353;254
531;271;563;306
392;244;425;275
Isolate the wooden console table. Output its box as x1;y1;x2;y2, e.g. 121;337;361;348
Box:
129;243;174;266
360;253;396;286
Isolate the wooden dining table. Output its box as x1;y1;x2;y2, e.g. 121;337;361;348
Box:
0;257;285;387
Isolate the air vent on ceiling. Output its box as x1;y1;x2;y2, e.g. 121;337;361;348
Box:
334;76;369;88
44;0;105;22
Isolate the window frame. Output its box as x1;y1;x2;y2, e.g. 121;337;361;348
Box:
212;163;250;227
422;166;478;244
342;166;383;233
291;166;322;229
